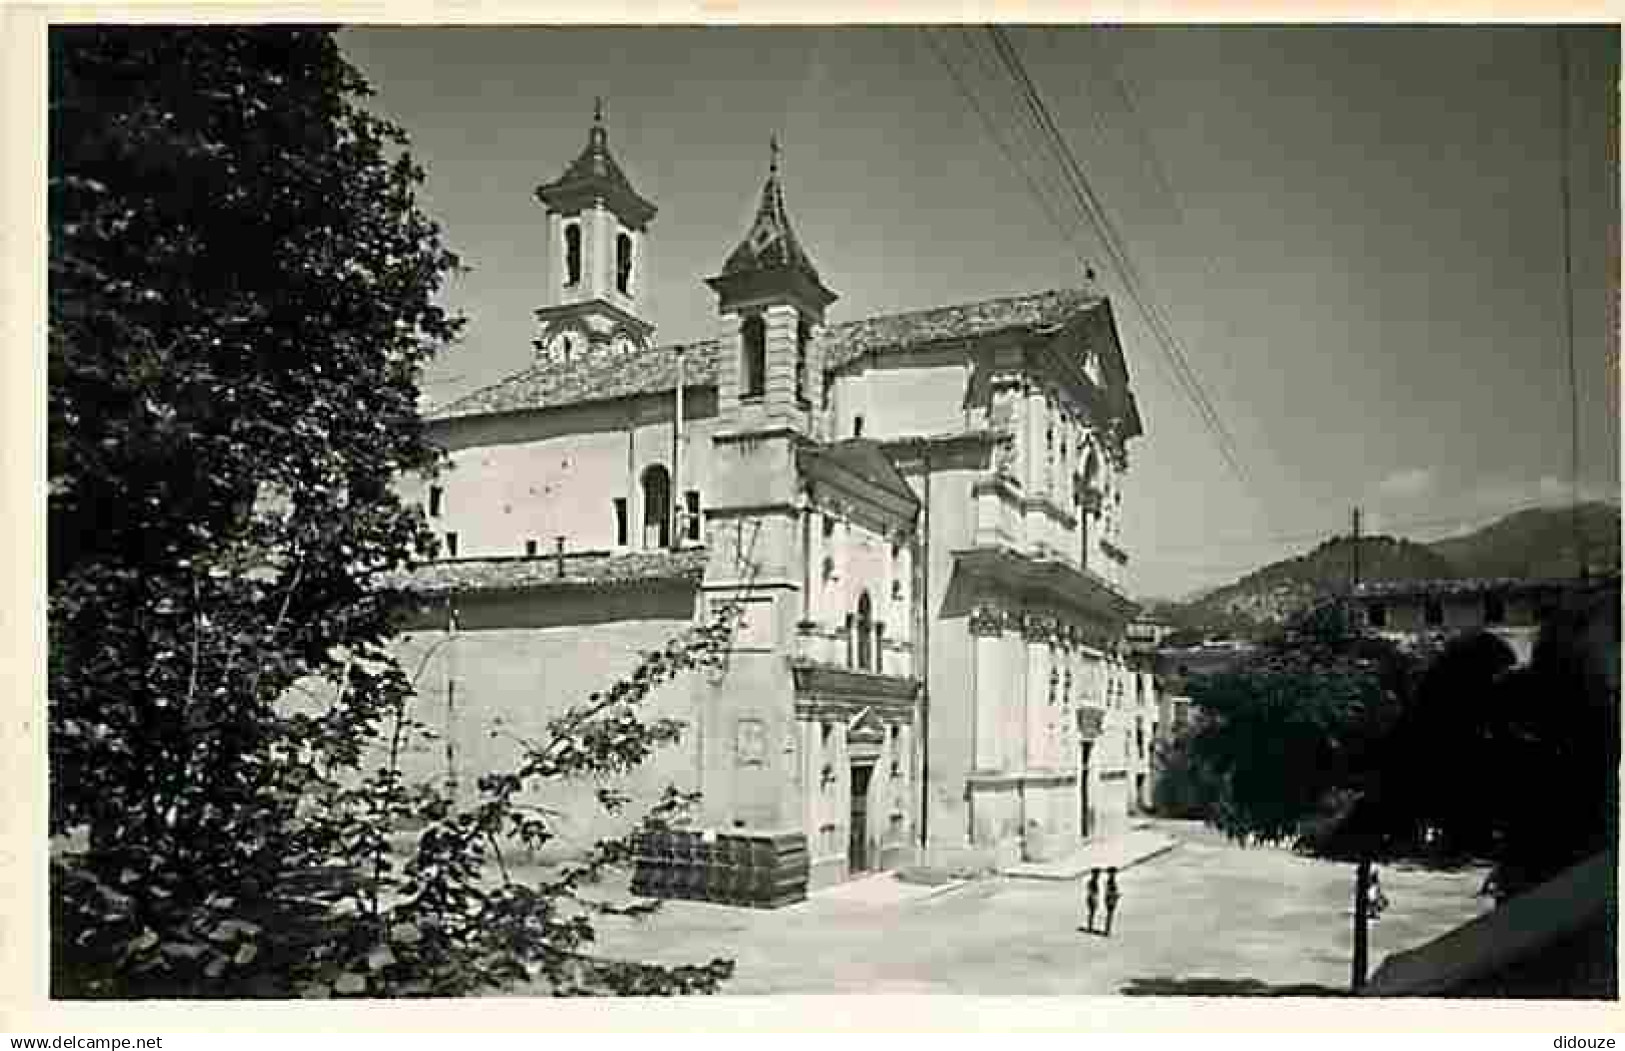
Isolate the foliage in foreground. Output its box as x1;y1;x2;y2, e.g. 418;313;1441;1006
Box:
49;26;734;997
1148;723;1222;821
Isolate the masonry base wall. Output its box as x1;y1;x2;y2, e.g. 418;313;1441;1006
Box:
392;591;702;865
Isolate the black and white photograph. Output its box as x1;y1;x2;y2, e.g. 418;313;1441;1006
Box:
28;17;1622;1012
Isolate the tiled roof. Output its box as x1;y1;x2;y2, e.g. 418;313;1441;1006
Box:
799;438;921;512
431;288;1101;423
720;162;823;287
796;438;923;516
820;287;1100;371
535;109;655;227
433;338;720;421
381;548;708;597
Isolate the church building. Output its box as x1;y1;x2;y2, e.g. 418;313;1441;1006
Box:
391;105;1153;888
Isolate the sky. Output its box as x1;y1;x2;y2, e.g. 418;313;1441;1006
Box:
338;25;1621;601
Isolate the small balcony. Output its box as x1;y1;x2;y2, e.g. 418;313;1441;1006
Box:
794;618;915;678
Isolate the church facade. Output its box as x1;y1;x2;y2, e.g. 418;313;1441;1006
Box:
392;108;1155;888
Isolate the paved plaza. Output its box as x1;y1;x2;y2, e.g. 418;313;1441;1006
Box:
560;820;1493;996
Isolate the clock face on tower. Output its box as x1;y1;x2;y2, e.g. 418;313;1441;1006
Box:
547;329;583;363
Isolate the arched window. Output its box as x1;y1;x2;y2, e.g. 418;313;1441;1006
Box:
616;232;633;295
741;314;766;398
1078;449;1101;564
855;591;874;671
563;223;582;286
641;464;671;549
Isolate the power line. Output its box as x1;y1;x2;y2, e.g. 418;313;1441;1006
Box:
1070;29;1243;349
919;30;1089;263
988;25;1249;489
1557;28;1586;578
929;26;1260;508
980;27;1257;499
924;26;1252;499
929;26;1229;475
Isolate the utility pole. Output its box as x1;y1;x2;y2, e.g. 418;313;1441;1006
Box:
1557;28;1587;581
1350;506;1362;595
1349;504;1371;993
444;599;460;800
673;345;685;548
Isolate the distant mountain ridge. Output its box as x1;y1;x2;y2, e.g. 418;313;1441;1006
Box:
1154;501;1620;637
1429;502;1620;580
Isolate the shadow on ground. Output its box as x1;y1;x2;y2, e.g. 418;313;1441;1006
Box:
1120;976;1349;997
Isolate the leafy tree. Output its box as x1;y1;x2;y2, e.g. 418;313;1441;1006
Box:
1183;602;1420;848
1181;601;1423;989
1183;591;1620;987
49;26;733;998
1373;599;1619;901
1148;724;1222;820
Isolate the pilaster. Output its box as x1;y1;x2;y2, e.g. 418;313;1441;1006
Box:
969;603;1006;771
761;303;804;428
716;313;743;418
1022;614;1050;771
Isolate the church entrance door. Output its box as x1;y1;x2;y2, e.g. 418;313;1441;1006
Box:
849;761;874;875
1078;741;1094;839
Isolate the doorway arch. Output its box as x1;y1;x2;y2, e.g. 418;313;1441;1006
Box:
641;464;671;549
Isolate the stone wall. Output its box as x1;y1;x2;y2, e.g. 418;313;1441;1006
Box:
409;390;720;560
391;582;703;863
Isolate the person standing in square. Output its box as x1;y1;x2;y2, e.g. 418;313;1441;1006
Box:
1083;867;1101;933
1103;867;1121;936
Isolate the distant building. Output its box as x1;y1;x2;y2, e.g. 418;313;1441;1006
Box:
1156;639;1257;680
1144;636;1260;747
385;108;1154;887
1125;615;1175;651
1352;577;1609;665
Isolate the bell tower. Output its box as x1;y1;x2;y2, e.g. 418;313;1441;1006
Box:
694;139;842;836
706;138;837;436
533;99;657;365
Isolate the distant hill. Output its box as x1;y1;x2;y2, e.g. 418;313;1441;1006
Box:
1175;535;1457;631
1154;501;1619;638
1429;501;1620;579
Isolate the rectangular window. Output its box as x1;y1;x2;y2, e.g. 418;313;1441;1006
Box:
795;314;810;405
1484;593;1506;625
853;415;865;438
613;497;628;547
615;232;633;295
428;485;443;517
1367;602;1388;629
742;314;766;398
443;531;459;558
525;539;538;557
1425;599;1445;627
564;222;582;286
684;490;701;542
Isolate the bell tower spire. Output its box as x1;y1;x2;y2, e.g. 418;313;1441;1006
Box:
533;98;657;366
707;136;837;433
